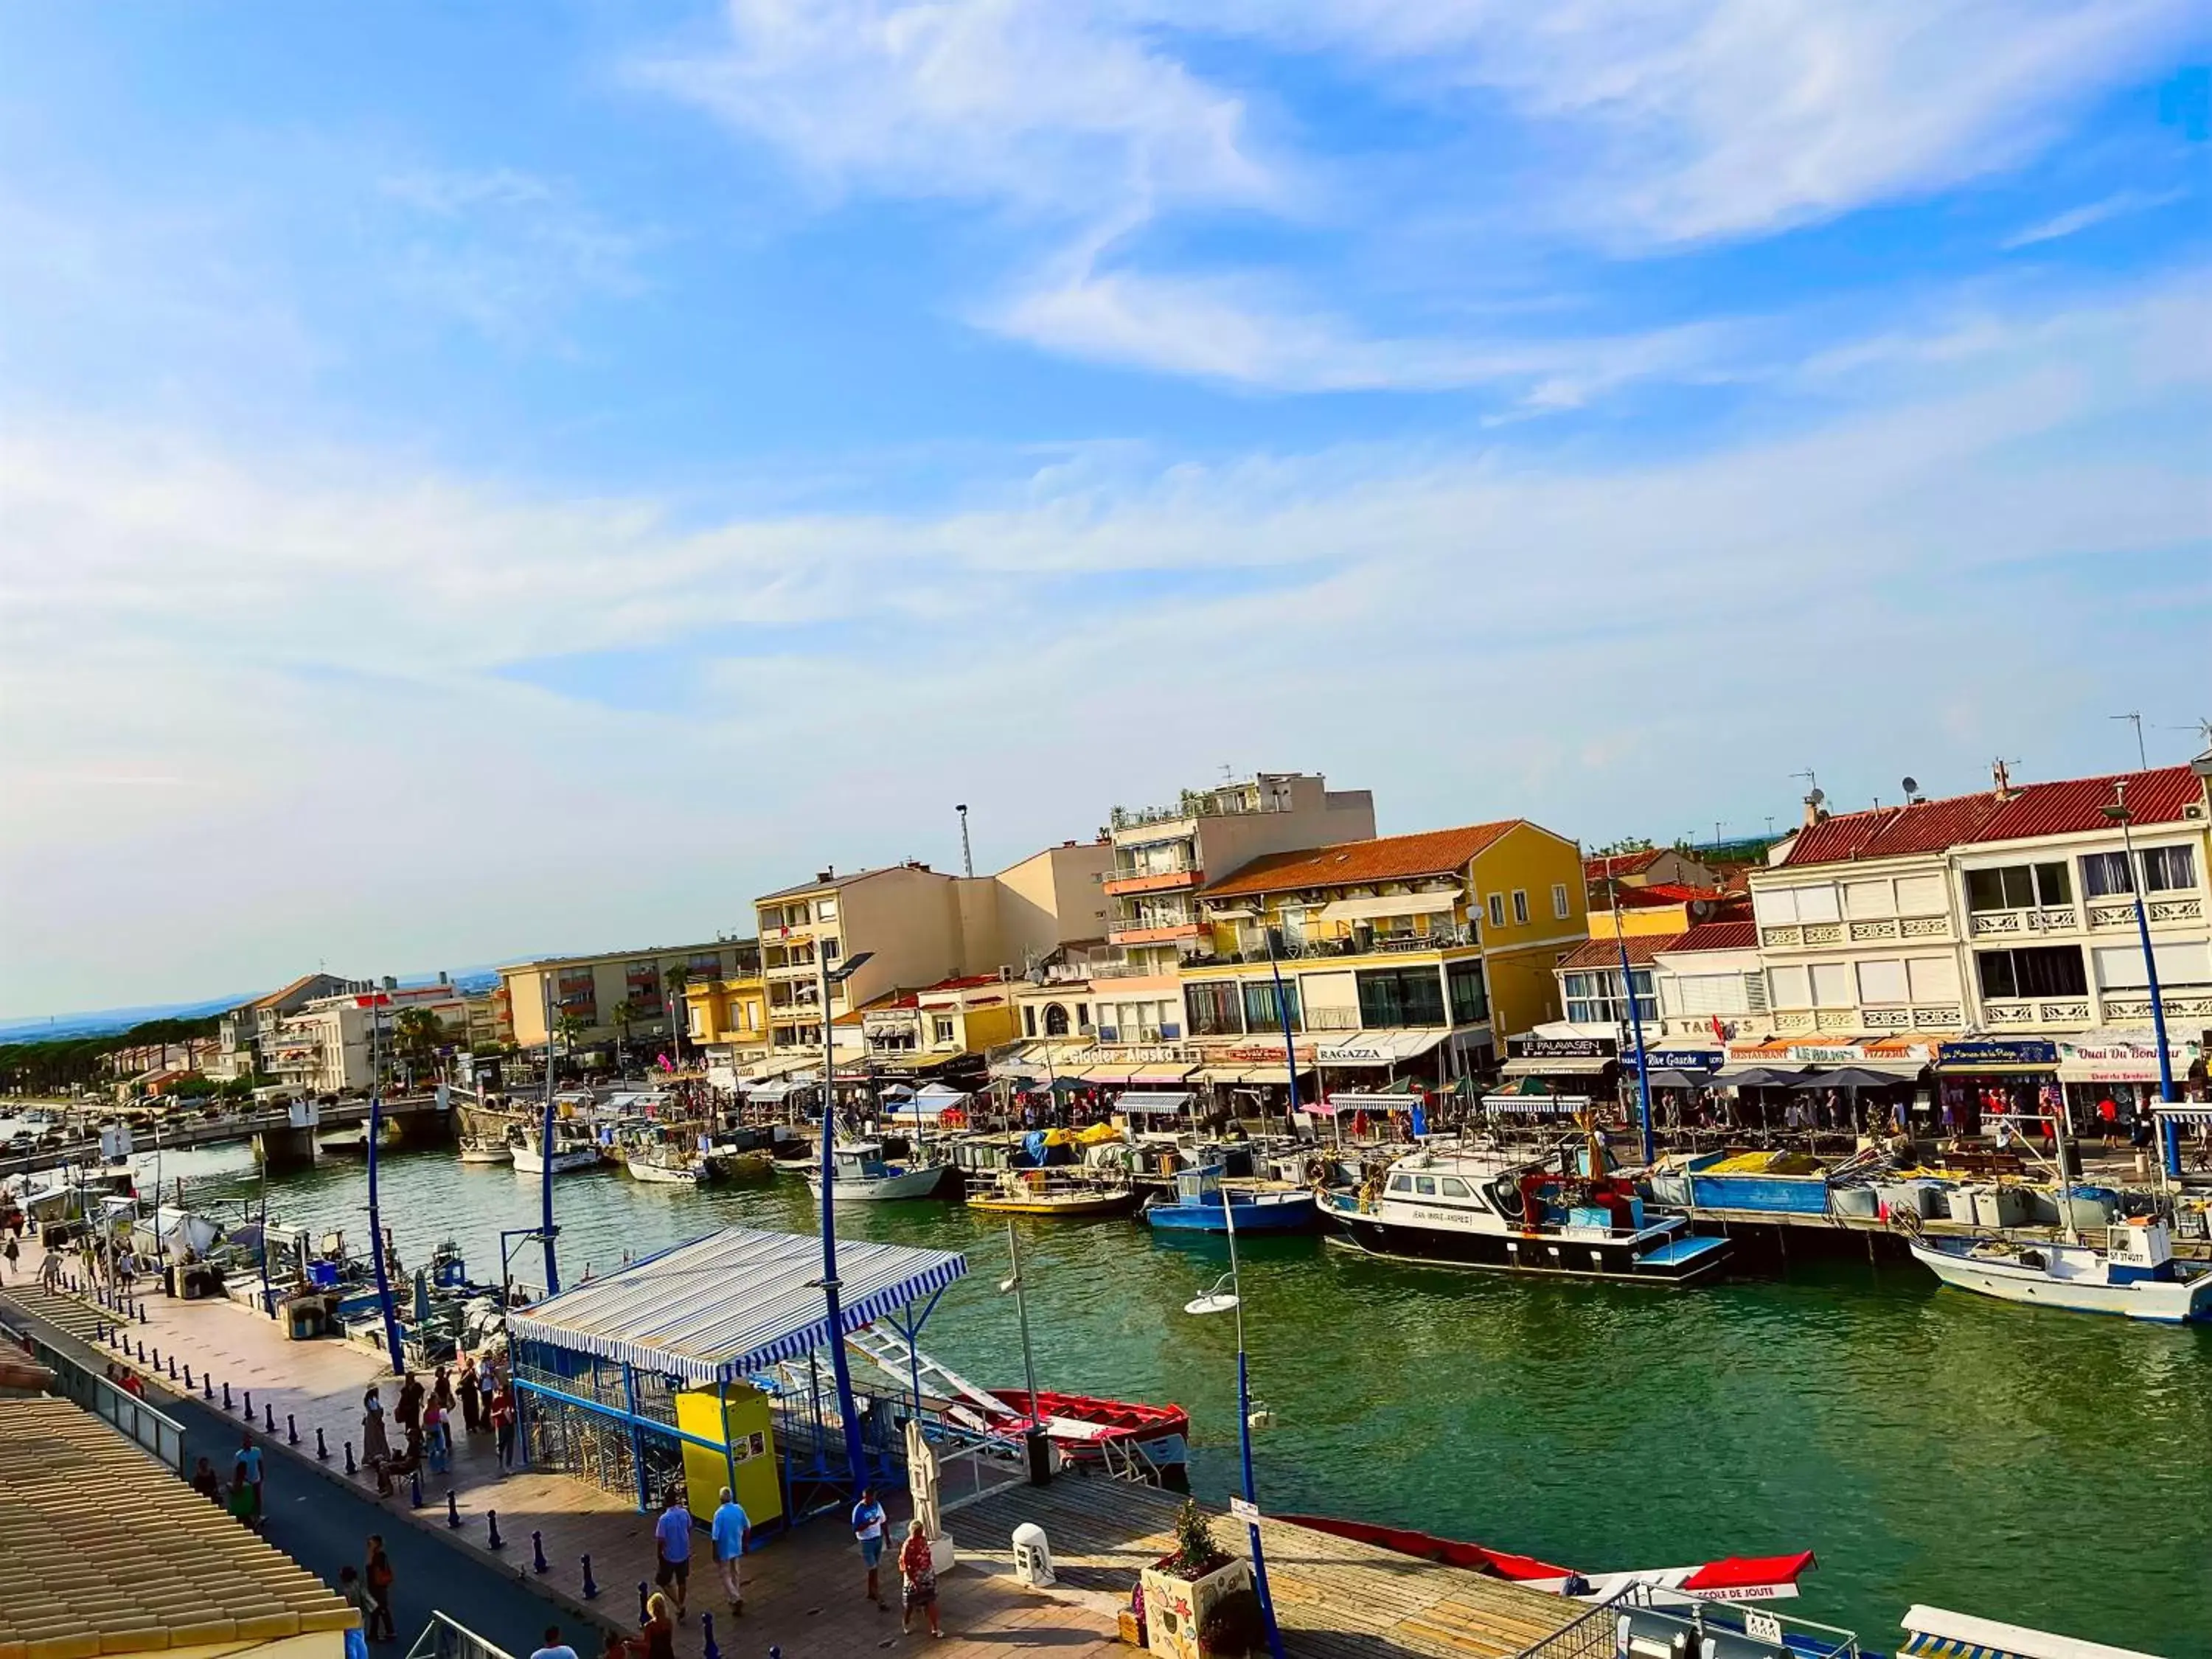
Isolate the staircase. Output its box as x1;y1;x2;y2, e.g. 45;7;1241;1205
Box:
841;1324;1018;1431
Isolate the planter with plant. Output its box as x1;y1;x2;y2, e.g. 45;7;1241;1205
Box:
1141;1502;1253;1659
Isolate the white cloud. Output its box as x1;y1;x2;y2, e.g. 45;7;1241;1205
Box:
2001;187;2189;250
4;271;2205;1008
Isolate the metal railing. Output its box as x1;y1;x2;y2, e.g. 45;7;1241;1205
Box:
1514;1588;1646;1659
405;1613;516;1659
92;1375;187;1473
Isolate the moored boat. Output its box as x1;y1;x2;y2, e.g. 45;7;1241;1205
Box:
509;1120;602;1175
967;1169;1138;1217
805;1140;946;1203
985;1388;1191;1486
456;1133;512;1164
1323;1145;1729;1284
1143;1166;1318;1234
1907;1220;2212;1324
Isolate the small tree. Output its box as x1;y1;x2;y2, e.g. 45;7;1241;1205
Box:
609;999;636;1073
394;1007;445;1087
1163;1499;1227;1578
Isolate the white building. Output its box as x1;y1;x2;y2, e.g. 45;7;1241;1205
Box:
262;981;468;1094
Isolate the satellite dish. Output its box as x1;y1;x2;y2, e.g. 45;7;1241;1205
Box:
1807;787;1826;805
1184;1292;1240;1316
1902;776;1919;796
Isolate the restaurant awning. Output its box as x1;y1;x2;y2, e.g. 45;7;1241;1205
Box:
1315;1091;1422;1114
1482;1094;1593;1115
1317;1029;1451;1066
740;1081;797;1103
1082;1062;1142;1083
1500;1054;1613;1077
1190;1065;1251;1084
1128;1066;1197;1087
507;1225;968;1385
1714;1064;1811;1087
1116;1092;1195;1114
1316;892;1457;923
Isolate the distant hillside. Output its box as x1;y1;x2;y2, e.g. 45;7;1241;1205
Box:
1;967;501;1047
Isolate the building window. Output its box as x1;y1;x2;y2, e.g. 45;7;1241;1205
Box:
821;937;841;961
1044;1004;1071;1037
1023;1006;1037;1038
1075;1002;1091;1031
1965;864;2070;911
1357;967;1447;1028
817;897;838;921
1511;890;1529;925
2141;844;2197;892
1242;979;1301;1034
1551;883;1570;919
933;1018;956;1045
2079;852;2132;898
1185;981;1243;1037
1562;969;1655;1026
1447;960;1488;1024
1976;945;2087;1001
1487;894;1505;929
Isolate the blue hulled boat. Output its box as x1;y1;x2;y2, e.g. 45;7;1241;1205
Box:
1142;1166;1318;1234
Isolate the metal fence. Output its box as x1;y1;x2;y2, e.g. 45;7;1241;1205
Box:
1514;1593;1632;1659
0;1304;187;1473
405;1613;515;1659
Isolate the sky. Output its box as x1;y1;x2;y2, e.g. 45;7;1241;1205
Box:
1;1;2208;1016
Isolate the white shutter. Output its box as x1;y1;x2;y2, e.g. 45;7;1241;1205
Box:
1770;965;1810;1009
1796;885;1841;924
1895;874;1947;916
1907;956;1960;1000
1752;886;1799;927
1677;974;1747;1015
1810;963;1854;1006
2096;941;2212;990
1855;959;1908;1004
1843;880;1896;920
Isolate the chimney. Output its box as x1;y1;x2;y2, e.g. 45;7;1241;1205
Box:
1802;793;1829;828
816;869;833;883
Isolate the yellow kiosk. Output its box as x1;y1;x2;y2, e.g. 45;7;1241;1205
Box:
675;1382;784;1526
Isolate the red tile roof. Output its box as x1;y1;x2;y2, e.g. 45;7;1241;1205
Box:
1666;920;1759;953
1556;933;1678;972
1584;849;1663;880
1201;821;1521;898
1782;766;2202;866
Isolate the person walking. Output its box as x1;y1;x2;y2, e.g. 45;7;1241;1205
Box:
394;1371;423;1438
490;1380;517;1470
652;1491;692;1621
709;1486;749;1615
41;1247;62;1290
227;1471;260;1531
456;1353;484;1434
191;1455;221;1500
431;1364;454;1417
898;1518;942;1638
2;1233;18;1280
423;1397;449;1475
363;1537;397;1643
234;1431;264;1522
337;1565;375;1631
362;1389;394;1497
629;1594;675;1659
852;1485;888;1610
527;1627;579;1659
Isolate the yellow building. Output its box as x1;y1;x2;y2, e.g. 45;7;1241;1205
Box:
1152;818;1587;1082
502;938;761;1052
858;973;1025;1072
682;974;772;1057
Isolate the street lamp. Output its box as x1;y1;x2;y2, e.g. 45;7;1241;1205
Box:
816;947;875;1496
2101;785;2181;1177
1183;1191;1287;1659
1608;873;1656;1164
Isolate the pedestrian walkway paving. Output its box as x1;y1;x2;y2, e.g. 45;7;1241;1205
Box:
4;1245;1127;1659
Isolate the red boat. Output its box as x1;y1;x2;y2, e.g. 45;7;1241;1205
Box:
987;1389;1192;1488
1281;1514;1816;1604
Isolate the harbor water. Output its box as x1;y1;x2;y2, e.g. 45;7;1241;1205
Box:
145;1141;2211;1655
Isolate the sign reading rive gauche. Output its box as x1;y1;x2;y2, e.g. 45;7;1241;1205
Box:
1506;1035;1617;1060
1644;1048;1722;1073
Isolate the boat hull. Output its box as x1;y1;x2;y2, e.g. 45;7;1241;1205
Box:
968;1190;1137;1217
806;1166;946;1202
626;1161;704;1186
1326;1203;1728;1286
512;1148;601;1175
987;1388;1190;1484
457;1146;512;1165
1145;1192;1318;1233
1908;1239;2212;1324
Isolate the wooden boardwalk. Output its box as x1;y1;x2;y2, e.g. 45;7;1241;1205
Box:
958;1478;1582;1658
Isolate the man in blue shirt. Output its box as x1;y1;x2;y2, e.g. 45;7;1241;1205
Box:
652;1492;692;1621
234;1432;264;1522
709;1486;749;1615
852;1486;888;1610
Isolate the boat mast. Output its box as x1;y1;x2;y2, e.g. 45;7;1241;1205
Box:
2048;1093;2079;1248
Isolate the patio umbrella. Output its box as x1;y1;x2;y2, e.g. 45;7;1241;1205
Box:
1719;1065;1807;1090
1804;1066;1917;1091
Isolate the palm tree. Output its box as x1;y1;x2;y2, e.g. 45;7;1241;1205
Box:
662;967;692;1068
552;1012;588;1082
393;1007;445;1090
609;999;636;1074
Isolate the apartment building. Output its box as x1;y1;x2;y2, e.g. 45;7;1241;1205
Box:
754;840;1112;1055
1749;763;2211;1046
262;981;467;1094
681;974;771;1064
1583;847;1717;907
209;972;356;1081
501;939;760;1052
856;973;1023;1069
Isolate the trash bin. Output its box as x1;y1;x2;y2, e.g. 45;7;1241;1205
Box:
284;1298;321;1340
1012;1522;1056;1587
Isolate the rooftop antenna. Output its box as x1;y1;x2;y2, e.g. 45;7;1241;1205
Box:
956;804;973;878
2111;712;2146;771
2162;717;2212;748
1991;757;2019;796
1902;775;1921;804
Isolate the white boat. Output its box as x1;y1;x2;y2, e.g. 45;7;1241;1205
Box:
625;1132;708;1186
1909;1220;2212;1324
457;1135;512;1165
804;1141;945;1203
509;1121;602;1176
1899;1603;2165;1659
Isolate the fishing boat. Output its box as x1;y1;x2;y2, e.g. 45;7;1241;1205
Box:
1282;1514;1820;1607
456;1133;512;1165
1143;1166;1318;1233
985;1389;1192;1485
625;1132;709;1187
966;1168;1138;1217
706;1144;776;1181
509;1119;602;1176
804;1140;945;1203
1322;1145;1730;1284
1907;1219;2212;1324
316;1124;373;1157
770;1140;818;1174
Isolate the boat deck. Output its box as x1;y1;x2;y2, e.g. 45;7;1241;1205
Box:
955;1476;1586;1658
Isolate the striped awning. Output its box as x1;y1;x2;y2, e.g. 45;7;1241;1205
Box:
1899;1605;2160;1659
507;1226;968;1384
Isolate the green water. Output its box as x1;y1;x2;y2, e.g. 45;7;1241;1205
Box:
148;1143;2211;1655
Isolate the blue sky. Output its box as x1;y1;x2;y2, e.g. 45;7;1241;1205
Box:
1;1;2208;1012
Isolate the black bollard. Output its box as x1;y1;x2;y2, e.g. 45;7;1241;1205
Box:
316;1427;329;1461
409;1470;423;1509
636;1582;649;1624
223;1381;232;1410
167;1355;178;1382
286;1412;298;1445
580;1555;599;1600
139;1300;149;1323
345;1441;357;1475
487;1510;504;1551
446;1489;462;1529
263;1402;274;1433
94;1320;105;1343
153;1346;163;1371
202;1372;213;1400
243;1389;254;1419
699;1613;718;1659
532;1531;549;1575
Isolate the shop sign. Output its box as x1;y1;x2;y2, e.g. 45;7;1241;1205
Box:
1215;1042;1315;1065
1938;1039;2058;1068
1317;1041;1395;1065
1644;1048;1722;1073
1776;1042;1930;1065
1506;1035;1616;1060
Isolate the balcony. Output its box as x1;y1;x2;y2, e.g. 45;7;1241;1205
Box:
1969;906;2081;937
1186;925;1478;966
1982;998;2094;1027
1771;1004;1965;1034
2082;894;2203;930
1764;915;1950;950
1103;866;1203;897
1108;921;1202;945
2098;989;2212;1024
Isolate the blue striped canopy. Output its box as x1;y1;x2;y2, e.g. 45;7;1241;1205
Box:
507;1226;968;1383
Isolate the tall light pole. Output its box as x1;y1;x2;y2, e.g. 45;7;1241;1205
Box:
816;947;874;1495
1186;1191;1286;1659
539;975;561;1296
1262;928;1302;1132
2102;784;2180;1177
956;804;974;879
366;993;404;1371
1609;874;1656;1164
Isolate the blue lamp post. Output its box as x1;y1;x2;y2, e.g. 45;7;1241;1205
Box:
815;947;874;1494
1609;874;1656;1165
365;996;405;1372
538;978;562;1297
1186;1192;1287;1659
2102;785;2181;1177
